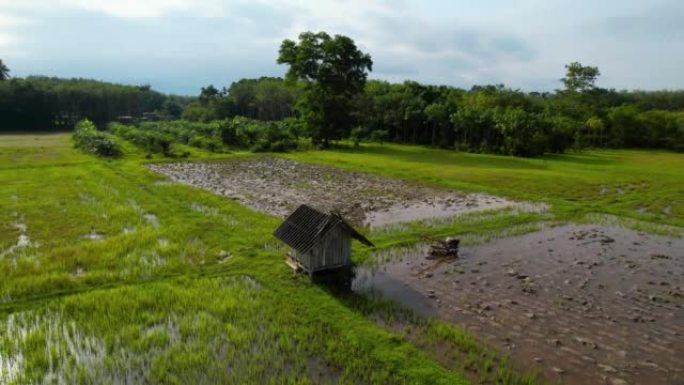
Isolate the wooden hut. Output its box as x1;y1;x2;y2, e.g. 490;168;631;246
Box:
274;205;374;275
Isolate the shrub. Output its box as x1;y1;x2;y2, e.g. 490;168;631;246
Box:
73;119;121;157
369;129;389;144
109;123;173;155
250;121;298;152
110;117;298;154
350;126;365;146
188;135;222;152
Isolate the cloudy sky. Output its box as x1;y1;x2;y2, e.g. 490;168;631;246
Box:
0;0;682;95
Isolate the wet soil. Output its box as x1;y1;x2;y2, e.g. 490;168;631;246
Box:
147;157;533;227
354;224;684;385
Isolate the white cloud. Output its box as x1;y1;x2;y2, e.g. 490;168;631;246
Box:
0;13;27;26
0;33;10;47
0;12;31;50
0;0;228;18
60;0;227;18
1;0;684;92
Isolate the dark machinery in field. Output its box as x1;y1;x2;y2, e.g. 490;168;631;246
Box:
428;237;460;259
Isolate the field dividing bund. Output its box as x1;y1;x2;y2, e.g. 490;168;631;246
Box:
2;133;683;384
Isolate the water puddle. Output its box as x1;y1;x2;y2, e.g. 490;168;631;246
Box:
216;250;232;263
83;230;105;240
140;252;166;268
0;311;106;384
1;225;35;258
72;266;86;277
78;192;96;204
128;198;143;213
143;213;159;228
190;202;219;216
12;222;27;233
352;265;437;318
15;234;30;247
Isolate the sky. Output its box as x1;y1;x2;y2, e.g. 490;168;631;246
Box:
0;0;682;95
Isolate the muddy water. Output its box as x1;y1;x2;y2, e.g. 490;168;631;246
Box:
365;194;516;228
1;223;34;258
352;266;437;318
146;158;541;227
355;225;684;385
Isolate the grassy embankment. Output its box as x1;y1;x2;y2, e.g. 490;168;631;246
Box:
288;143;684;228
1;133;682;384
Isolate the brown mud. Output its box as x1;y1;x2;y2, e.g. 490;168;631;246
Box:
147;157;541;227
356;224;684;385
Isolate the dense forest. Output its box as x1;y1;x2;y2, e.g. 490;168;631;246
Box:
0;75;191;130
2;35;684;155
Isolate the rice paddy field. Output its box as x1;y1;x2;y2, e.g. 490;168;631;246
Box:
1;133;683;385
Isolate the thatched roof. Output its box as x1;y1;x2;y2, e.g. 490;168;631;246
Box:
273;205;374;254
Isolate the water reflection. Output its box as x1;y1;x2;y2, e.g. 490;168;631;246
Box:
351;265;437;318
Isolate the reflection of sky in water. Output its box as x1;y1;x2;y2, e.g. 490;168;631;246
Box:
352;266;437;318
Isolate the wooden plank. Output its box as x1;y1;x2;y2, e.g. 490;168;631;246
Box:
285;254;307;274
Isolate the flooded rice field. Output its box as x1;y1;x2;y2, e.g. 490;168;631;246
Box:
148;156;682;384
147;157;542;227
354;224;684;385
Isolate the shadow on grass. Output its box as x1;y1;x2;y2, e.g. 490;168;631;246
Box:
542;152;618;166
331;143;618;170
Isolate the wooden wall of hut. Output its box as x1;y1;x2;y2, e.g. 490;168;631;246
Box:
298;225;352;273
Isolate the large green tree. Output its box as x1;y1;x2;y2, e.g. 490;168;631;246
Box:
0;59;9;80
277;31;372;146
561;62;600;93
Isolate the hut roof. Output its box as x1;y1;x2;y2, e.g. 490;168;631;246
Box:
273;204;374;254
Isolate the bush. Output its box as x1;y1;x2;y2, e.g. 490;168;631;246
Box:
495;108;547;157
73;119;121;157
110;117;298;154
250;121;298;152
188;135;222;152
369;129;389;144
109;122;173;155
350;126;365;146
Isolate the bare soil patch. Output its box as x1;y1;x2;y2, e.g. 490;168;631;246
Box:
356;224;684;385
147;157;537;227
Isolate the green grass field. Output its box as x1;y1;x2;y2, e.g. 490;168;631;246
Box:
1;133;682;384
287;143;684;226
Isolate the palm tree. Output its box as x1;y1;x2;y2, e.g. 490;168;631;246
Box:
0;59;10;80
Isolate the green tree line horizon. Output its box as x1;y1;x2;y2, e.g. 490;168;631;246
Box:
2;32;684;156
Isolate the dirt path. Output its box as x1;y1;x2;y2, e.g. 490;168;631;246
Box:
147;157;540;227
357;225;684;385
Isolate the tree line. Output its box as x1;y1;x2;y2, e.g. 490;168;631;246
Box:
180;77;300;123
0;74;190;131
350;78;684;155
3;34;684;155
178;34;684;154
